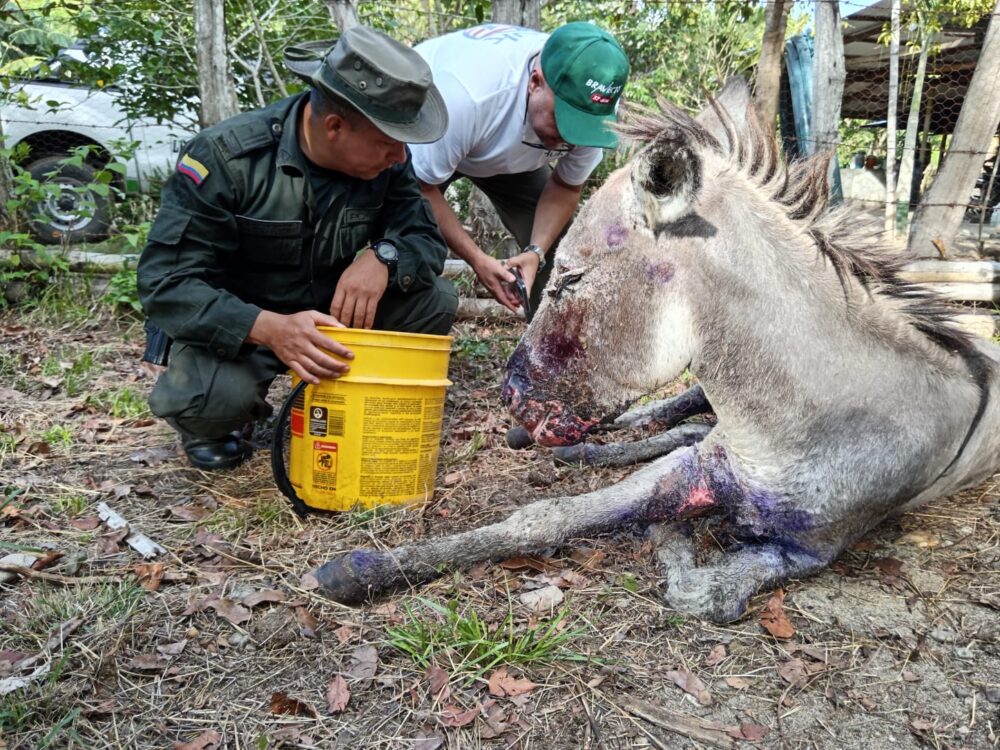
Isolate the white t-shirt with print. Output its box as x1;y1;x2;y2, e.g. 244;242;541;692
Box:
410;24;603;187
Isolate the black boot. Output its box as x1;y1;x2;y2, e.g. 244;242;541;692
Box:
181;431;253;470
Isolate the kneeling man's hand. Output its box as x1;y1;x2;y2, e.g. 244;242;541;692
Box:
331;250;389;329
248;310;353;385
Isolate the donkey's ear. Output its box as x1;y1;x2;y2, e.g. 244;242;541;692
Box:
631;131;702;231
695;76;752;147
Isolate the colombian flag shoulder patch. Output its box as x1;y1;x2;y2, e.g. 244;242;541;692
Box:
177;153;209;186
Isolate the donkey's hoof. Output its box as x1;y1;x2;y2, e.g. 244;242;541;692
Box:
506;426;534;450
312;557;367;605
551;443;587;465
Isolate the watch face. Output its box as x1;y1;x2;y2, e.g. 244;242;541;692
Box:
374;241;398;263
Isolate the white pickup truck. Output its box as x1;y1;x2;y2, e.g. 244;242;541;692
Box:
2;54;195;244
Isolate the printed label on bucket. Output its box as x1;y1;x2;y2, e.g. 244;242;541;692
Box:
358;395;426;499
312;440;338;491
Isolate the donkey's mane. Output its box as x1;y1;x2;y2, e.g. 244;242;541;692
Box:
619;100;976;358
621;95;994;476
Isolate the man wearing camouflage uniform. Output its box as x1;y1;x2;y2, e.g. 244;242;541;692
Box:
138;26;456;470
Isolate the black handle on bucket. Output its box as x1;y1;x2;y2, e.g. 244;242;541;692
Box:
272;379;313;518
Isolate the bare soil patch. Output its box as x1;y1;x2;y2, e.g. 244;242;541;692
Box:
1;309;998;749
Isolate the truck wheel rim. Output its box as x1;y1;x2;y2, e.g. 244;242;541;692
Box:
40;181;97;232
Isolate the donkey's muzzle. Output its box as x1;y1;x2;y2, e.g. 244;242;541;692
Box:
503;345;600;447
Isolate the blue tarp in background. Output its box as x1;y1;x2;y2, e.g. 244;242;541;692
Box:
780;34;844;203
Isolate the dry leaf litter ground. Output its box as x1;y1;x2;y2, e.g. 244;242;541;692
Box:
1;304;998;750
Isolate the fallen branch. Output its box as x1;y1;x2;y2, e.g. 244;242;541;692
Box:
620;696;737;750
456;297;523;321
0;563;107;586
0;247;139;273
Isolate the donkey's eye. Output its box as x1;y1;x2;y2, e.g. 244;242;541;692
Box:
548;266;586;298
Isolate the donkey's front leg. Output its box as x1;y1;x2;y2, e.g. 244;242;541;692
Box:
313;447;699;604
507;385;711;450
552;423;712;467
612;384;711;430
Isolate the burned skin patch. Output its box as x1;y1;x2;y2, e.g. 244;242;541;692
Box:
645;447;817;549
605;223;629;249
645;260;676;285
503;346;601;446
502;306;603;446
533;302;587;374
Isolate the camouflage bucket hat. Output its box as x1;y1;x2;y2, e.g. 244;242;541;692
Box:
285;26;448;144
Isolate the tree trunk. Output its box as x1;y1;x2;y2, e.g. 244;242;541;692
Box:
324;0;359;31
909;0;1000;258
884;0;901;236
812;0;845;200
0;121;14;228
753;0;792;133
491;0;540;29
812;0;844;153
422;0;438;37
895;33;930;234
193;0;239;128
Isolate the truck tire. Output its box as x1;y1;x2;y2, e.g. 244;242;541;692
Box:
25;155;111;245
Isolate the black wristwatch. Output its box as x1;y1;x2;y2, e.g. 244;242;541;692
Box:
371;239;398;276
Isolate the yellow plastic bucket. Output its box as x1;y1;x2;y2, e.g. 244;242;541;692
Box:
286;327;452;512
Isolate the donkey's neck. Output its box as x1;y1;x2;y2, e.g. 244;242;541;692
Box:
689;233;988;499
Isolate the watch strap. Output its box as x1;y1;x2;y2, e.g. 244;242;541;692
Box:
524;244;546;269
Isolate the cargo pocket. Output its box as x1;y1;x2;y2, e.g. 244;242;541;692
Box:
335;205;381;259
236;215;303;267
148;207;191;246
235;215;305;306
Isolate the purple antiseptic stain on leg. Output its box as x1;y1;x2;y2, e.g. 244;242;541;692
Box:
646;445;815;546
645;260;676;284
350;549;387;576
606;223;629;249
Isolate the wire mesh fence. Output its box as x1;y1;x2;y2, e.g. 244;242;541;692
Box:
779;2;1000;258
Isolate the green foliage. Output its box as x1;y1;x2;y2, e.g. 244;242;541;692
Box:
0;0;78;76
41;347;97;396
86;385;149;418
546;0;765;113
0;136;148;308
385;597;586;677
876;0;995;49
0;426;16;459
40;423;73;448
454;334;493;361
0;580;144;747
204;496;299;537
51;492;88;516
101;267;142;313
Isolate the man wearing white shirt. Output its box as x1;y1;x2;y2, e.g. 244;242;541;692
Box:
411;22;629;318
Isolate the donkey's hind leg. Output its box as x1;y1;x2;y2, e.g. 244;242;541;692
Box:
552;423;712;467
649;524;826;623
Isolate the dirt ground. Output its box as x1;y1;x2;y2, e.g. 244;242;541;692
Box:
1;304;998;750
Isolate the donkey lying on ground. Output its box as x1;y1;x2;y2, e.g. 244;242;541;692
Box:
313;79;1000;622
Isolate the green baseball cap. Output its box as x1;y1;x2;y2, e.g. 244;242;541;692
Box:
541;22;629;149
285;26;448;144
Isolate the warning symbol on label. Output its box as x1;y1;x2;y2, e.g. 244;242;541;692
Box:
313;440;338;475
309;405;328;436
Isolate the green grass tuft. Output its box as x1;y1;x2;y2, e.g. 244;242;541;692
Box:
385;597;587;679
